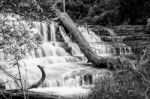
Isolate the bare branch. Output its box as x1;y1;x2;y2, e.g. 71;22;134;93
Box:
0;65;20;80
27;65;46;89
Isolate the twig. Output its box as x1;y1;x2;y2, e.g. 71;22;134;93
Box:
16;61;26;99
0;65;20;80
0;91;7;99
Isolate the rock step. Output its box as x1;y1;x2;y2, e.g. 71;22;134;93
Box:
104;26;149;56
123;40;150;46
88;25;149;56
100;35;150;42
123;36;150;41
114;32;145;36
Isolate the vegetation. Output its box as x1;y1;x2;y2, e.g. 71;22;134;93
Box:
0;0;149;99
0;13;41;99
82;48;150;99
0;0;150;25
61;0;149;25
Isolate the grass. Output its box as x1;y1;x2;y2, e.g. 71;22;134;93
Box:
79;48;150;99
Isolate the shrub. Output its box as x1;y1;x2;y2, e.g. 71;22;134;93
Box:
84;48;150;99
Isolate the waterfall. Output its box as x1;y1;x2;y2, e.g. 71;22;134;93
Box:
0;13;133;96
103;27;116;36
59;26;70;43
1;21;113;89
103;27;132;55
78;26;113;57
41;22;48;42
59;26;85;57
50;22;56;42
78;26;102;42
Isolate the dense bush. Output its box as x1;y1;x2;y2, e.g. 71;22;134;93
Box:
65;0;149;25
1;0;149;25
83;48;150;99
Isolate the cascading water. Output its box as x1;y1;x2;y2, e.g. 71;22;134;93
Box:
103;27;132;55
50;21;56;42
78;26;116;57
0;13;132;97
59;26;87;61
0;14;92;92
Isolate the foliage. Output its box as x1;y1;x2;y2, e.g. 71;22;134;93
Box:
0;0;149;25
52;0;148;25
0;13;41;64
83;48;150;99
0;0;57;21
0;13;41;99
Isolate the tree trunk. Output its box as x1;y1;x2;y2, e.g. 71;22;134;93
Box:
57;12;109;67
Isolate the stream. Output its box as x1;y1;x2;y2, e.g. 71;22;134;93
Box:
0;14;135;98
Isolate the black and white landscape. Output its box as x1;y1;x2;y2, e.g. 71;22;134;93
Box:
0;0;150;99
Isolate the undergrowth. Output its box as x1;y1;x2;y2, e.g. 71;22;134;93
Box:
81;48;150;99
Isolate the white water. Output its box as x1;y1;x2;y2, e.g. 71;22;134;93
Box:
103;27;132;55
0;13;132;97
78;26;115;57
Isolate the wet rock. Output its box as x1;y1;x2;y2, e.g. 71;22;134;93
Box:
0;82;5;89
144;18;150;34
63;68;113;86
147;18;150;25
